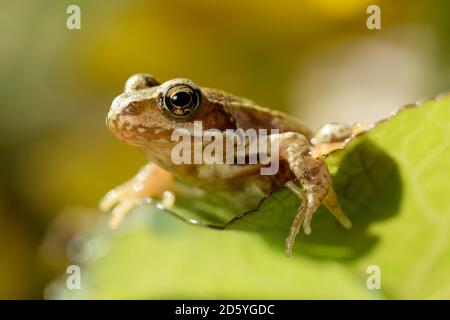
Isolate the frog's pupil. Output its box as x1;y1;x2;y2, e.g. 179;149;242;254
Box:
171;91;192;108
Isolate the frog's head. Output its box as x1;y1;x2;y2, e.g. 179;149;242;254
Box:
106;74;236;147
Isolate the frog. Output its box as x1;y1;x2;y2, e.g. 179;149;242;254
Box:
101;73;363;256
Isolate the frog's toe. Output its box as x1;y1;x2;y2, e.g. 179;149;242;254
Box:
323;188;352;229
100;182;148;228
302;217;312;235
99;188;121;212
161;191;175;209
109;198;142;228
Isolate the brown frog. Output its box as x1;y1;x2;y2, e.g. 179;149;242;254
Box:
101;74;361;256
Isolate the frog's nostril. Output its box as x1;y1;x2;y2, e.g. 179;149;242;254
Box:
123;101;145;116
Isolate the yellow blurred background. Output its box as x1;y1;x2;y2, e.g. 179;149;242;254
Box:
0;0;449;298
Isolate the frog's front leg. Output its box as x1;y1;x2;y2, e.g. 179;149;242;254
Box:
100;163;175;228
274;132;352;256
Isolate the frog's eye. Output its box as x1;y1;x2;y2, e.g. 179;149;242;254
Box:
162;84;201;119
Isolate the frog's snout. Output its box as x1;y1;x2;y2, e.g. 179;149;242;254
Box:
107;95;136;129
106;92;154;146
106;94;126;131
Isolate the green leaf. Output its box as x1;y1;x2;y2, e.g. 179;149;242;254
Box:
51;94;450;299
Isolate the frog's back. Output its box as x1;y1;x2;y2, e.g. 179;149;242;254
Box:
202;87;312;138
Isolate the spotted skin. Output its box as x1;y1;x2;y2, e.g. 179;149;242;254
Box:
102;74;355;256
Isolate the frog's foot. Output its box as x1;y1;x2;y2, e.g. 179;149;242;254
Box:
311;123;365;158
100;163;175;228
285;181;351;256
277;132;352;257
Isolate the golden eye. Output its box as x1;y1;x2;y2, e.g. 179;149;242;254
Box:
162;84;200;119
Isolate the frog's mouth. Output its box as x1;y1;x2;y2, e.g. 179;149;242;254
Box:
106;115;148;146
108;115;174;148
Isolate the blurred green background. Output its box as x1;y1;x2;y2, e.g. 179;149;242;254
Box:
0;0;449;299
